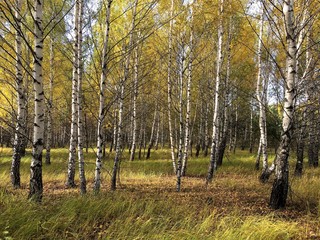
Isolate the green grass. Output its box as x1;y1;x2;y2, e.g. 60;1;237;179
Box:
0;147;320;239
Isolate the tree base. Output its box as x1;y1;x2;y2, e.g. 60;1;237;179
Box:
269;178;288;209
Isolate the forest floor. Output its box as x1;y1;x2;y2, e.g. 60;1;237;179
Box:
0;147;320;239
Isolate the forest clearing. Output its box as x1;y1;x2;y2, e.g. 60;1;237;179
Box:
1;148;320;239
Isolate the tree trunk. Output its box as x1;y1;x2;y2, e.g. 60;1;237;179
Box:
228;105;233;152
146;105;157;159
255;9;270;182
241;124;247;150
207;0;224;183
129;41;139;161
29;0;44;202
204;104;209;156
110;109;117;152
295;110;306;177
111;80;124;191
77;0;86;194
154;114;160;150
84;113;89;153
138;114;145;160
270;0;296;209
111;0;138;190
45;37;54;165
161;112;165;148
20;51;28;157
176;30;187;191
232;103;238;154
195;103;203;157
11;0;25;189
217;17;232;167
255;139;262;170
249;101;253;153
167;0;177;173
66;1;80;188
93;0;112;192
181;5;193;176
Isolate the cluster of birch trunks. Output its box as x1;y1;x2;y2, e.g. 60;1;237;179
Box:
2;0;320;210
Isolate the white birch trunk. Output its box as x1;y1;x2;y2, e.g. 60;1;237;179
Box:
217;17;232;166
130;40;139;161
77;0;86;194
29;0;44;201
66;0;79;188
270;0;297;209
110;109;117;152
255;9;269;180
255;137;262;170
181;3;194;176
161;112;164;148
111;75;124;191
249;100;253;153
176;37;185;192
167;0;177;173
207;0;224;183
11;0;25;189
111;0;138;190
195;104;203;157
45;37;54;165
154;114;160;150
93;0;112;192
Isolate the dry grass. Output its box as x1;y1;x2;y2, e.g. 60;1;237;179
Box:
0;148;320;239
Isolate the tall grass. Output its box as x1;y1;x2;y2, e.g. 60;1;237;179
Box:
0;191;300;239
0;148;319;239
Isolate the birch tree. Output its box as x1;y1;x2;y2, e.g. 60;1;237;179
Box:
255;8;270;181
77;0;86;194
45;37;54;165
146;104;157;159
29;0;44;201
111;0;138;191
167;0;177;173
176;32;185;192
270;0;297;209
129;34;139;161
66;0;79;188
11;0;25;189
93;0;112;192
217;17;232;167
181;1;194;177
207;0;224;183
